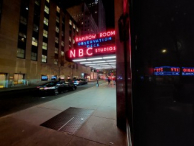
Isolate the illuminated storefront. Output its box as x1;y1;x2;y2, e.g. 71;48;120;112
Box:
0;73;7;88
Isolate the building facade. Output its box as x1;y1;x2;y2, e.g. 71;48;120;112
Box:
0;0;91;88
86;0;106;32
66;2;99;35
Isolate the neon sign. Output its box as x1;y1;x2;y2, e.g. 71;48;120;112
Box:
75;34;96;42
66;30;116;61
94;46;116;54
182;67;194;75
99;31;115;38
69;45;116;58
77;37;113;48
154;66;194;76
75;30;115;42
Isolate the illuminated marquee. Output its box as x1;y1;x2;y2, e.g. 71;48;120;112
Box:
66;30;116;60
154;66;194;76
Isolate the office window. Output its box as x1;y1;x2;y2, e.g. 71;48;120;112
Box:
35;0;40;5
42;55;47;62
17;48;25;58
43;30;48;37
33;24;39;32
73;39;75;44
44;6;49;14
61;51;64;56
46;0;49;3
42;42;47;50
73;24;75;29
20;16;27;25
69;20;72;25
69;37;71;41
55;48;58;54
56;6;60;13
32;37;38;46
56;27;59;33
76;27;79;32
54;59;58;65
44;17;48;25
31;52;37;61
19;32;26;39
55;37;58;43
56;16;59;23
61;41;64;46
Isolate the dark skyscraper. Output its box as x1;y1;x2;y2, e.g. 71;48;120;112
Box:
85;0;106;31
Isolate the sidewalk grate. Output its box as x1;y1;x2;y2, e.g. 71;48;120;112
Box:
40;107;94;134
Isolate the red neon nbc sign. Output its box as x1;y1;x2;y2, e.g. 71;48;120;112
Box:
69;46;116;58
75;30;115;42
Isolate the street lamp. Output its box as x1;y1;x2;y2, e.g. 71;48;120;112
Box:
162;49;167;53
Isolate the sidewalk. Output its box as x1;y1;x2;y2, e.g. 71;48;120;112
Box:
0;83;126;146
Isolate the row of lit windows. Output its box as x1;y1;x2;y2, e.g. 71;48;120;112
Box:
42;0;49;63
17;1;78;63
69;20;79;32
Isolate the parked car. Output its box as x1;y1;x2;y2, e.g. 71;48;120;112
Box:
37;80;76;95
73;78;82;86
73;78;88;85
65;79;77;91
80;79;88;85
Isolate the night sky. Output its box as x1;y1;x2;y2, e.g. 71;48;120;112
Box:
101;0;115;29
57;0;115;29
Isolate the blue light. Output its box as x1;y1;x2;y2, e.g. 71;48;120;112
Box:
76;37;113;48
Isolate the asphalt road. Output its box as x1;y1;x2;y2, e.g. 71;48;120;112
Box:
0;81;106;117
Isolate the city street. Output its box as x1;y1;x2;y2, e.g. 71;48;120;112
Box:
0;80;106;117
